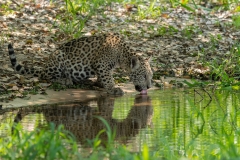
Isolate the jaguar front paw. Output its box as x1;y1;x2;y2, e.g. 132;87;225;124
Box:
53;78;73;86
107;87;124;95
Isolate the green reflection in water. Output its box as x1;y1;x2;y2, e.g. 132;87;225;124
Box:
112;96;134;120
141;88;240;159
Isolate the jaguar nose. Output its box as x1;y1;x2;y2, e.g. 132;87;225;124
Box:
135;85;142;92
147;85;150;89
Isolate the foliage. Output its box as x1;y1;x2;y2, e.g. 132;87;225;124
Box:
55;0;240;38
182;39;240;90
0;2;15;14
54;0;122;39
206;43;240;90
232;15;240;28
136;0;161;20
48;82;67;91
0;117;158;160
0;123;81;159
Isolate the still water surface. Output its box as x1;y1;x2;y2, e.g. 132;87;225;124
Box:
0;88;240;153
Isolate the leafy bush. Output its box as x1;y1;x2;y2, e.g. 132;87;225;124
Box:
0;123;81;159
0;117;156;160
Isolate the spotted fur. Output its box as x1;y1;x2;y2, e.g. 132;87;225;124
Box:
8;33;153;95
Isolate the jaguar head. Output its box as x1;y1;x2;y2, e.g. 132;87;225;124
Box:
129;56;153;94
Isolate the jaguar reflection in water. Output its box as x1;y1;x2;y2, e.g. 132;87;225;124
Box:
13;94;153;144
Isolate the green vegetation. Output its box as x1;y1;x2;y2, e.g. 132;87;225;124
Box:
0;123;81;159
232;15;240;28
54;0;122;39
185;41;240;90
136;0;162;20
53;0;240;38
49;82;67;91
0;117;155;160
208;43;240;89
113;72;129;83
0;2;15;14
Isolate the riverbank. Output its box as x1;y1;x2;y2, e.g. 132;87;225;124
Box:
1;0;240;102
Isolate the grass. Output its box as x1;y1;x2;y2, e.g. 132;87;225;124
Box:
189;42;240;90
0;123;81;159
0;117;158;160
53;0;123;39
232;15;240;28
1;112;240;159
136;0;161;20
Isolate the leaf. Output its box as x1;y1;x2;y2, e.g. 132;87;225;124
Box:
16;93;23;97
232;85;240;90
12;86;19;91
26;39;33;44
35;4;41;9
161;13;169;18
180;3;195;12
181;0;189;5
183;80;195;87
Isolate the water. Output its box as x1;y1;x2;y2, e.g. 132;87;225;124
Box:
0;88;240;154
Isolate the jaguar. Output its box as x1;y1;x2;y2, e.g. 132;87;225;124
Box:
8;33;153;95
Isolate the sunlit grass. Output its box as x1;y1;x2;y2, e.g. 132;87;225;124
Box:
0;117;158;160
0;123;81;159
53;0;123;39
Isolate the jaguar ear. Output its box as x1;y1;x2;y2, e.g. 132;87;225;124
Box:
130;56;140;71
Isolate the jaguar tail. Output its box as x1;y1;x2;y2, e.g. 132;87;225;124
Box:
8;44;41;77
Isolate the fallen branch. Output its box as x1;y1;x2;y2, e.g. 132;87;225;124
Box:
11;0;20;7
